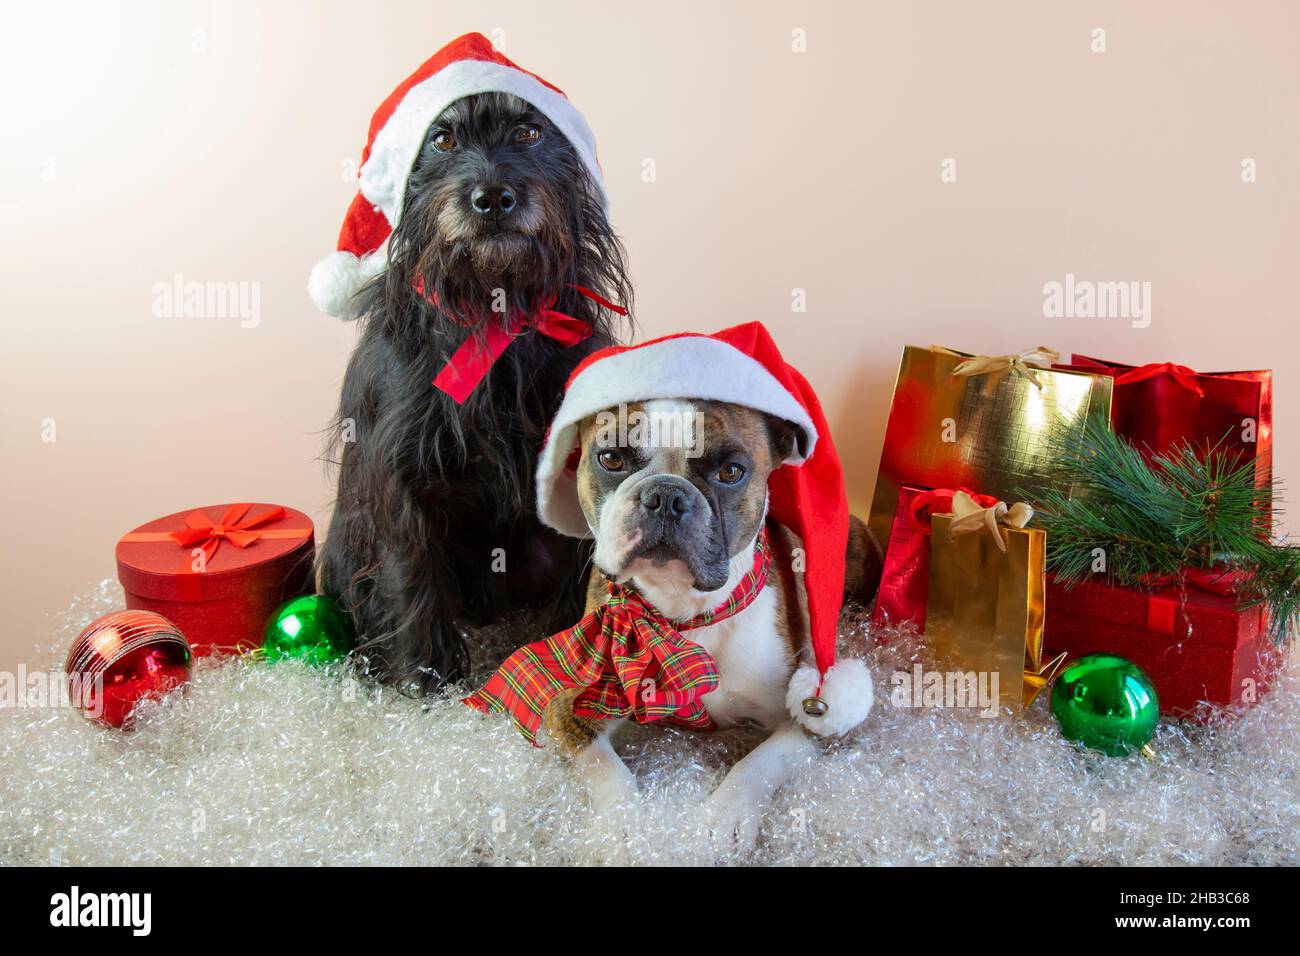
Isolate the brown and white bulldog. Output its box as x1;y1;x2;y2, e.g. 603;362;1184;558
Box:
543;398;878;846
464;323;881;850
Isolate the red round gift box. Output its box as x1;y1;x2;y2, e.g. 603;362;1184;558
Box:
116;503;316;656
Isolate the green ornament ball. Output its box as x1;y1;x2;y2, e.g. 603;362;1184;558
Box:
262;594;354;666
1050;653;1160;757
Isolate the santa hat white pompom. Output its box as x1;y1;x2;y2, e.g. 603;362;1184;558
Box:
307;33;605;319
787;661;874;737
307;250;387;319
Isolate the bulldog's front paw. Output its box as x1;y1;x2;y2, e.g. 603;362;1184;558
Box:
706;781;763;857
587;755;638;814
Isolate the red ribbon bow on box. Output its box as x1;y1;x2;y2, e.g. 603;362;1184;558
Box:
167;504;294;564
1113;362;1206;397
427;284;627;404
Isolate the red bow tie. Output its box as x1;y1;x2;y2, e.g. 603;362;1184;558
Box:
423;284;626;403
464;529;772;745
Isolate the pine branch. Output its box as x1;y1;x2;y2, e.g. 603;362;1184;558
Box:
1150;437;1273;558
1019;419;1296;644
1235;536;1300;643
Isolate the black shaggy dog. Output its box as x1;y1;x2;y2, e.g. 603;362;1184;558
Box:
319;92;632;692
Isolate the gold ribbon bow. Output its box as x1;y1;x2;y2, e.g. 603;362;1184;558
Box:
949;346;1061;390
947;490;1034;554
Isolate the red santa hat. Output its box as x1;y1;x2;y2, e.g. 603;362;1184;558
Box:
308;33;606;319
535;322;873;736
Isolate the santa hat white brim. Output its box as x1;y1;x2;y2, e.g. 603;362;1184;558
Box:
536;335;820;538
362;58;605;228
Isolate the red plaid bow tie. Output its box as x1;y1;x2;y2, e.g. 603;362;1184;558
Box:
464;529;772;745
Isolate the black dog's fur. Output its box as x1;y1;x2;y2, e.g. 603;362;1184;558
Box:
319;93;632;692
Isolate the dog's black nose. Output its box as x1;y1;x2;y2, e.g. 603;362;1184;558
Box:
470;184;516;219
640;484;692;519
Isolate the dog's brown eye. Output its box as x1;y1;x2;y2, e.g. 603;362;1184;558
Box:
432;130;456;152
514;125;542;147
596;450;626;472
717;463;746;485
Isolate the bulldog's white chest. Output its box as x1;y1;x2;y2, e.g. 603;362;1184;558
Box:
687;587;793;731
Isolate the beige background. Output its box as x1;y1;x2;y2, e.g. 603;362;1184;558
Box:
2;0;1296;674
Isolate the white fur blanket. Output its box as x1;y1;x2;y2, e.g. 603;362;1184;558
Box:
1;580;1296;865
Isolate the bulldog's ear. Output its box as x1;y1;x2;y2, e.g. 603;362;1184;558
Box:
573;412;604;457
764;415;800;464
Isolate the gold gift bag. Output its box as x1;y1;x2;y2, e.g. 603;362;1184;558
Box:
924;498;1065;710
867;345;1113;553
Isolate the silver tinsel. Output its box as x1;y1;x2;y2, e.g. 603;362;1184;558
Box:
1;579;1296;865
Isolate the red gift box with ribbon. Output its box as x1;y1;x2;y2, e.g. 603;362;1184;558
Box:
1044;574;1282;717
116;503;315;656
1054;355;1272;507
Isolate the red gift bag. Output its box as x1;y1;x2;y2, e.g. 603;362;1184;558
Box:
871;485;998;635
1044;574;1282;717
116;503;316;656
1055;355;1272;495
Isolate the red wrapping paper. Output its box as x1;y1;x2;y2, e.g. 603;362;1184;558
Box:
871;485;932;633
1044;575;1282;717
116;503;315;656
1055;355;1272;504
